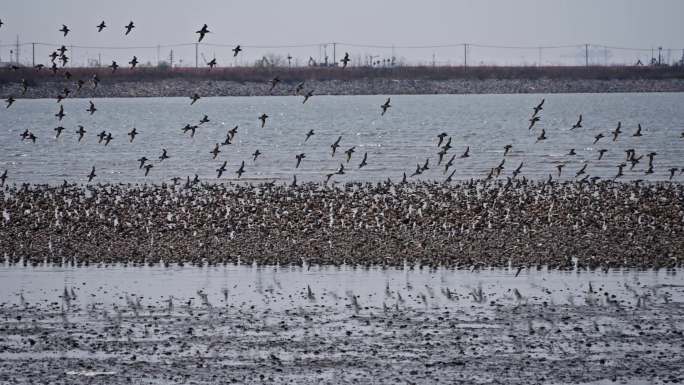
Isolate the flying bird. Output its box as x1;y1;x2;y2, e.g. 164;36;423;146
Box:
259;114;268;128
196;24;210;42
210;143;221;159
96;21;106;32
331;136;342;157
199;115;210;124
159;148;169;161
55;105;65;120
303;90;314;104
305;129;314;142
87;166;96;182
129;56;138;68
128;127;138;142
110;61;119;72
528;115;541;130
632;124;643;137
252;149;261;162
138;157;148;169
54;126;65;138
87;101;97;115
207;58;217;69
216;161;227;178
190;93;201;105
341;52;350;68
460;146;470;158
236;161;245;179
59;24;70;37
533;98;545;115
344;147;355;162
76;125;86;141
295;153;306;168
536;129;546;142
571;114;583;130
597;149;607;160
437;133;448;147
380;98;391;116
358;152;368;168
593;133;604;144
232;45;242;57
143;164;153;176
611;122;622;141
5;96;15;108
503;144;512;156
124;21;135;35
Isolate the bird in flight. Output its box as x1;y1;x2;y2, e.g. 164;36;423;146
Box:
103;132;113;146
207;58;217;69
259;113;268;128
575;163;587;178
305;129;314;142
110;61;119;73
460;146;470;158
96;21;106;32
128;128;138;142
55;105;65;121
159;148;169;161
536;129;547;142
303;90;314;104
76;125;86;142
341;53;350;68
87;166;96;183
331;136;342;157
182;124;198;138
87;101;97;115
54;126;65;138
593;133;604;144
358;152;368;169
190;93;201;105
236;161;245;179
232;45;242;57
380;98;391;116
138;157;148;169
295;153;306;168
5;96;15;108
597;149;607;160
143;164;153;176
210;143;221;159
124;21;135;35
129;56;139;69
59;24;70;37
437;133;448;147
344;147;356;162
199;115;210;124
528;115;541;130
252;149;261;162
611;122;622;141
216;161;227;178
503;144;512;156
571;114;582;130
633;124;643;137
533;98;545;115
196;24;210;42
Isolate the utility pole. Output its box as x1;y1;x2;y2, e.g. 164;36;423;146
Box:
15;35;20;65
32;42;35;67
195;43;199;68
156;45;160;66
538;46;542;67
169;49;174;68
463;43;468;70
585;44;589;67
332;42;336;65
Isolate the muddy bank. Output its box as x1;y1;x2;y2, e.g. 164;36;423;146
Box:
3;77;684;98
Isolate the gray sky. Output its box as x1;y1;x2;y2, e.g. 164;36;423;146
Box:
1;0;683;66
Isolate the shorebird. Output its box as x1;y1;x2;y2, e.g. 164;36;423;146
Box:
207;58;217;69
344;147;355;162
252;149;261;162
442;137;452;151
445;169;456;183
437;149;447;164
571;114;582;130
97;130;106;143
295;153;306;168
128;128;138;142
437;133;448;147
140;163;153;176
305;129;314;141
444;154;456;174
199;115;210;125
536;129;547;142
190;93;201;105
196;24;210;42
303;90;314;104
0;170;6;186
336;163;345;175
358;152;368;168
54;126;65;138
129;56;138;69
533;98;544;115
216;161;227;178
236;161;245;179
611;122;622;141
59;24;70;37
124;21;135;35
87;101;97;115
568;149;576;156
137;157;148;169
331;136;342;157
557;164;564;177
269;77;280;92
5;96;15;108
228;125;238;140
96;21;106;32
420;158;430;172
183;124;198;138
210;143;221;159
256;113;268;128
76;125;86;141
615;163;626;179
55;105;65;120
20;129;29;140
410;164;422;177
380;98;391;116
593;133;604;144
669;167;678;180
575;163;587;178
232;45;242;57
103;132;113;146
87;166;96;182
528;115;541;130
295;82;305;95
598;149;608;160
159;148;169;161
341;52;350;68
512;162;523;178
632;124;643;137
503;144;512;156
460;146;470;158
110;61;119;72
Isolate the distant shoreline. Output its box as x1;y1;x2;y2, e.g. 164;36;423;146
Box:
2;66;684;98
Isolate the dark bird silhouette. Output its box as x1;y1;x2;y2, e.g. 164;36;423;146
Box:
159;148;169;161
410;163;422;177
236;161;245;179
295;153;306;168
196;24;210;42
87;100;97;115
615;163;626;179
96;21;106;32
533;98;545;115
269;77;280;92
341;52;350;68
344;147;355;162
55;105;65;120
210;143;220;159
593;133;604;144
557;164;564;177
420;158;430;172
103;132;113;146
207;58;217;69
571;114;582;130
512;162;523;178
303;90;314;104
128;127;138;142
598;149;607;160
536;129;547;142
190;93;200;105
331;136;342;157
0;170;6;187
5;96;15;108
216;161;227;178
528;115;541;130
24;131;37;143
129;56;138;69
442;137;452;151
182;124;198;138
460;146;470;158
54;126;65;138
199;115;210;125
56;94;65;103
59;24;70;37
76;125;86;141
445;169;456;183
232;45;242;57
305;129;314;142
437;132;448;147
503;144;512;156
669;167;678;180
336;163;345;175
359;152;368;168
87;166;96;182
380;98;391;116
97;130;106;143
437;149;447;165
124;21;135;35
575;163;587;178
109;60;119;73
252;149;261;162
444;154;456;174
632;124;643;137
295;82;305;95
258;113;268;128
20;129;30;140
611;122;622;141
138;157;148;169
0;19;4;29
21;79;28;95
568;149;576;156
143;163;153;176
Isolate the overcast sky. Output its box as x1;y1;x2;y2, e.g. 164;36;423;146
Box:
1;0;683;66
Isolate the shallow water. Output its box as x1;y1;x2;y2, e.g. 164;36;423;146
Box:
1;93;683;184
